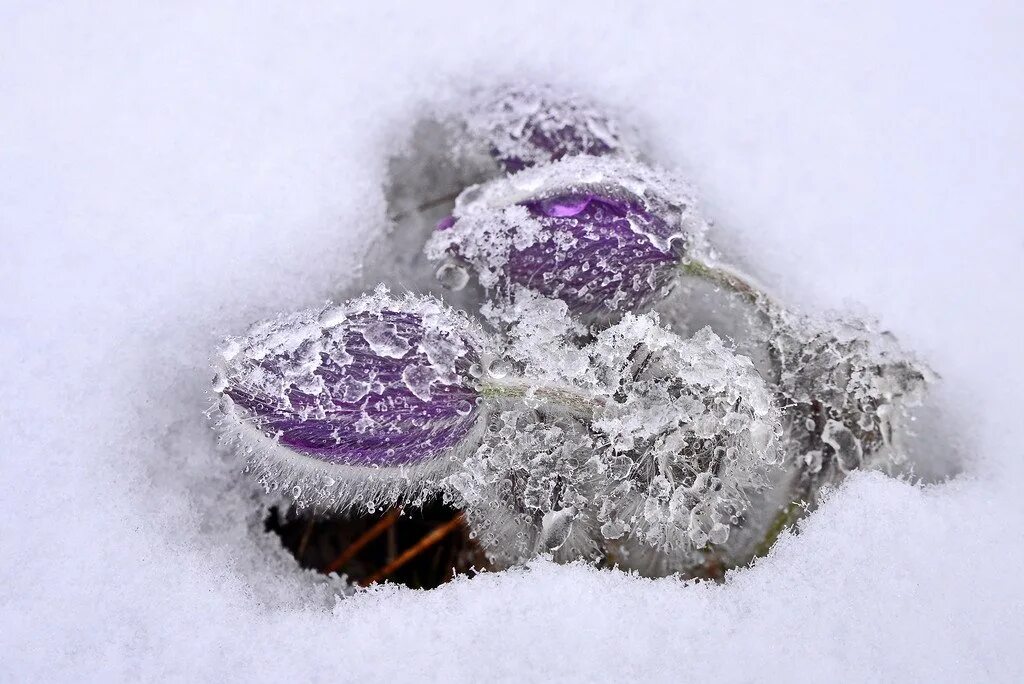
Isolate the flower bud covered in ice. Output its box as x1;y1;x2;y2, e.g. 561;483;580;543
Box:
771;313;932;480
446;302;781;569
585;316;782;556
459;83;638;173
426;156;709;320
212;288;492;510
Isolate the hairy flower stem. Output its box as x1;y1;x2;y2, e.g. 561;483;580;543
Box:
680;259;774;309
680;259;828;561
479;376;601;420
387;191;461;223
747;466;831;563
680;258;786;382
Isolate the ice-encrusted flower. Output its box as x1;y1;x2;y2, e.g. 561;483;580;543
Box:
458;83;637;173
770;313;932;481
213;288;492;510
586;317;782;558
426;156;709;320
445;302;782;571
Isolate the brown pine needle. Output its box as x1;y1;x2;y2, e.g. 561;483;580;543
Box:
296;518;316;561
387;191;460;222
360;512;466;587
325;507;403;574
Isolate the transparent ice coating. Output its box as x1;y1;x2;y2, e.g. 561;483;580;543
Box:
212;288;493;511
586;318;782;554
457;83;639;173
447;294;782;568
767;311;933;482
426;156;710;320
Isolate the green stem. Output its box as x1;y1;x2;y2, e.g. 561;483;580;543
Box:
681;258;825;561
751;498;805;560
480;377;601;420
680;258;777;311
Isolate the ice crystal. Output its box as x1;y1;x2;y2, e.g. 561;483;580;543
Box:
212;287;492;511
447;296;782;569
426;156;709;320
769;312;932;485
457;83;639;173
586;318;782;557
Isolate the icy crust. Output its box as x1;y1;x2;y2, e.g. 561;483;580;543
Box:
588;319;782;554
453;83;640;173
425;156;710;319
444;156;707;250
212;288;493;512
768;311;932;484
446;293;783;569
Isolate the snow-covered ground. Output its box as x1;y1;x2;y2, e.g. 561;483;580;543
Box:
2;1;1023;681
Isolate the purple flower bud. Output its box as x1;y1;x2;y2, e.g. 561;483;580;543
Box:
214;291;488;469
426;157;709;319
462;84;637;173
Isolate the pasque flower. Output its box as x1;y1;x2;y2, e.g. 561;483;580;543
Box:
426;156;709;319
213;289;492;509
209;82;938;581
770;313;932;480
461;83;636;173
445;300;783;571
585;317;782;556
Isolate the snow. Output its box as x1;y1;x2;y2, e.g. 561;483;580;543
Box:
2;1;1023;681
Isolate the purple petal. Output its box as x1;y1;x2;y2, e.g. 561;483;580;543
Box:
469;85;629;173
221;309;482;467
507;192;684;316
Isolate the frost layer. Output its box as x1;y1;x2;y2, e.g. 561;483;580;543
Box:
449;296;782;570
426;156;709;319
213;288;491;511
455;83;639;173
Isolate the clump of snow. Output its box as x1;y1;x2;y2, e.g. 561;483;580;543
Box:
3;1;1023;681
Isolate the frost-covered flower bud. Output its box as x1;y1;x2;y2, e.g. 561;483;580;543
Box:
426;156;708;320
446;304;781;572
459;83;638;173
586;317;782;559
448;409;605;567
771;313;932;480
212;288;492;510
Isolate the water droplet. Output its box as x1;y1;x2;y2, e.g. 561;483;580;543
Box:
803;449;823;474
435;261;469;290
486;358;511;379
821;420;863;472
709;523;730;545
317;306;347;329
